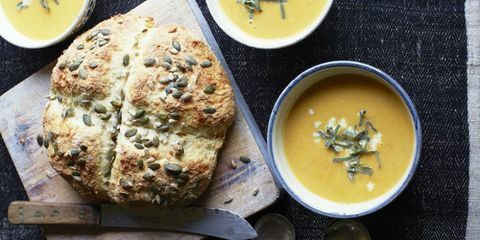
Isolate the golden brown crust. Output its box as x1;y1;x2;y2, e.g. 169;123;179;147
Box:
43;15;235;207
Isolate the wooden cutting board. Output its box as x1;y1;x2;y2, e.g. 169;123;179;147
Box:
0;0;280;239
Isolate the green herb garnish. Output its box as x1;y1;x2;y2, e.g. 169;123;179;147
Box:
315;110;382;182
237;0;288;22
16;0;59;11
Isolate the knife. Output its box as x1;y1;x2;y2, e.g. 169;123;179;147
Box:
8;201;257;240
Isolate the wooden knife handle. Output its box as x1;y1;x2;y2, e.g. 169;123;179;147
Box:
8;201;100;225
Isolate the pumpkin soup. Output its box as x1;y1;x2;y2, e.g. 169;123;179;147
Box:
0;0;84;40
284;75;415;203
218;0;329;39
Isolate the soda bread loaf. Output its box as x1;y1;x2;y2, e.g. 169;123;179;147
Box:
43;14;235;207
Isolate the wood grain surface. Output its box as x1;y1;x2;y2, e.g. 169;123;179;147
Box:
0;0;280;239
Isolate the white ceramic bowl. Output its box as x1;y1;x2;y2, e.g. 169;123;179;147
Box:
0;0;95;49
206;0;334;49
267;61;422;218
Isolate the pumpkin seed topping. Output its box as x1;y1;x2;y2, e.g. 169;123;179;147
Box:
203;107;216;114
105;148;116;161
82;114;92;126
172;40;181;51
137;159;144;169
100;29;111;36
180;94;192;102
143;171;155;180
170;112;181;120
71;171;81;177
44;139;50;149
122;54;130;67
79;68;88;79
77;158;86;166
68;62;81;71
132;117;149;126
98;39;109;47
144;58;156;67
252;187;259;196
94;104;107;114
148;163;161;170
185;55;198;65
204;85;215;94
110;100;123;108
163;55;172;64
120;178;133;188
77;44;84;50
200;60;212;68
240;155;251;163
172;89;183;99
58;62;66;70
36;134;44;146
144;140;153;148
70;148;80;158
152;136;160;147
134;143;145;150
89;62;98;69
134;109;146;119
174;78;188;88
125;128;137;138
87;30;99;41
164;163;182;175
99;113;112;120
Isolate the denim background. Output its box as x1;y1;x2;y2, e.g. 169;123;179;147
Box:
0;0;468;239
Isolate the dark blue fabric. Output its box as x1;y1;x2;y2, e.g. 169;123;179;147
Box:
0;0;469;239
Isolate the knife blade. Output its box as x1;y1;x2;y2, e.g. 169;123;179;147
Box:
8;201;257;240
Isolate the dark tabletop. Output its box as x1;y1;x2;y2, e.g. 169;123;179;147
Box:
0;0;469;239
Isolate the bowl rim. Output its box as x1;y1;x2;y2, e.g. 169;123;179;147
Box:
205;0;334;49
266;60;422;218
0;0;91;49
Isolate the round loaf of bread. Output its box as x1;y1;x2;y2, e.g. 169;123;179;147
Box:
43;14;235;207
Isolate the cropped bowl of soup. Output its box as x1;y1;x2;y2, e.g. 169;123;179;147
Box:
206;0;334;49
0;0;95;48
267;61;421;217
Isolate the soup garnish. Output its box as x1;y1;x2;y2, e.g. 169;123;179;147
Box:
238;0;287;22
315;110;382;182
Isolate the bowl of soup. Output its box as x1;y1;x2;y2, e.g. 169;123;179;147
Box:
0;0;95;48
206;0;334;49
267;61;421;217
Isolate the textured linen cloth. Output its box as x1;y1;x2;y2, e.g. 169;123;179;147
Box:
0;0;472;239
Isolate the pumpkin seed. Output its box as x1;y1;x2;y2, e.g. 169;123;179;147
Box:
203;107;216;114
99;113;112;120
73;176;82;182
170;112;181;120
134;109;145;119
134;133;142;143
240;155;251;163
152;136;159;147
144;58;156;67
172;89;183;99
136;159;144;169
80;145;88;151
82;114;92;126
132;117;149;126
89;62;98;69
148;163;161;170
142;171;155;180
180;94;192;102
76;44;84;50
156;123;169;131
172;40;181;51
134;143;144;149
159;77;170;84
185;55;197;65
98;39;109;47
87;30;99;41
104;169;111;178
161;62;171;70
77;158;86;166
100;29;111;36
119;191;129;197
36;134;43;146
200;60;212;68
174;78;188;88
110;100;122;108
164;163;182;175
144;140;154;148
68;62;81;71
125;128;137;138
44;139;49;148
56;95;63;103
163;55;172;64
79;68;88;79
105;148;115;161
58;62;66;70
203;85;215;94
122;54;129;67
120;178;133;188
165;82;174;93
94;104;107;114
70;148;80;158
252;187;259;196
71;171;80;177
